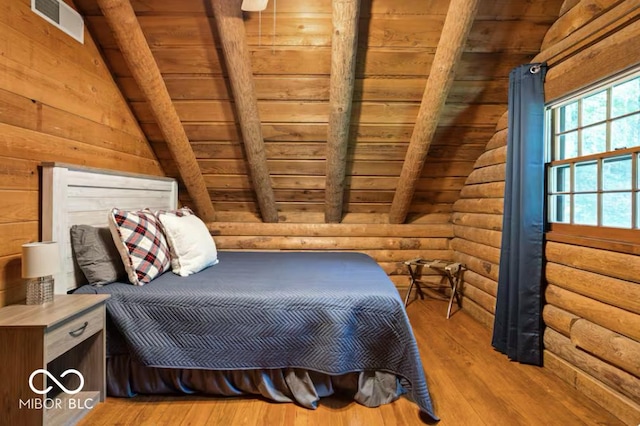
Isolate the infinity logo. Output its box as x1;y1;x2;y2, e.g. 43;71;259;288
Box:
28;369;84;395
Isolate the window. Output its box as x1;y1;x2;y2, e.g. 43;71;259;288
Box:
546;69;640;235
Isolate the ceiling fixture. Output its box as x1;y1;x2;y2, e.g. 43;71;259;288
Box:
241;0;268;12
242;0;277;52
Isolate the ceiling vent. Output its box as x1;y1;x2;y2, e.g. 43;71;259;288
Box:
32;0;84;44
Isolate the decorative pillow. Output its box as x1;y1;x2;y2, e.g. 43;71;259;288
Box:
70;225;126;286
155;207;219;277
108;208;171;285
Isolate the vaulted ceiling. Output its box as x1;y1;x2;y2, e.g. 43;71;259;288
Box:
75;0;564;223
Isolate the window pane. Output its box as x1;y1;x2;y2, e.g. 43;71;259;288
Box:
549;195;570;223
612;77;640;118
574;194;598;225
582;123;607;155
602;192;632;228
611;113;640;149
603;155;632;191
582;90;607;126
575;161;597;192
550;165;571;192
557;132;578;160
547;76;640;231
558;102;578;132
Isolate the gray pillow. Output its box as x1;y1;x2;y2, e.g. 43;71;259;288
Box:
70;225;126;285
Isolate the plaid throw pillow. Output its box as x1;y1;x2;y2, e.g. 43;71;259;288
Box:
108;208;171;285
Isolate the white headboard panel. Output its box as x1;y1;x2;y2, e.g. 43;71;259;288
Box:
42;163;178;294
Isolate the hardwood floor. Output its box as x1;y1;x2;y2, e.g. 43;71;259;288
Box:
79;300;622;425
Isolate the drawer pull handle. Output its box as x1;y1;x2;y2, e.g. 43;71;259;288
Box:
69;322;89;337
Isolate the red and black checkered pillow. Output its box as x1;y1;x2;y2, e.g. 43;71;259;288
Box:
108;208;171;285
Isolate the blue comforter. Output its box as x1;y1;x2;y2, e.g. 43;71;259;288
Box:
75;251;437;419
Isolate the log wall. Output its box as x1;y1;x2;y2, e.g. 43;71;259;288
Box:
208;219;454;295
0;0;163;306
452;1;640;422
451;114;506;330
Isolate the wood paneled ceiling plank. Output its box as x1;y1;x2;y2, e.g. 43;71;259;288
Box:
86;15;550;52
76;0;562;19
388;0;480;224
142;123;495;144
325;0;361;223
119;76;507;104
130;101;505;126
95;0;216;222
101;45;533;78
211;0;278;223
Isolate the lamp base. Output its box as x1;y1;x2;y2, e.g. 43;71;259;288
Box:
26;276;54;305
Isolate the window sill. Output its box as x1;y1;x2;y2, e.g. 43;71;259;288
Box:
547;223;640;256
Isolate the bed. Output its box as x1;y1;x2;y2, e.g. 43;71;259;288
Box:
42;163;438;421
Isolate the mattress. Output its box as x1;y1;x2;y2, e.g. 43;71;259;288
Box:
74;251;437;419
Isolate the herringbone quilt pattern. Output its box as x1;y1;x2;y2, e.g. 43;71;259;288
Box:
76;251;436;419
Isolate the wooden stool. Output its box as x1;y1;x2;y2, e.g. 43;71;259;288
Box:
403;258;465;318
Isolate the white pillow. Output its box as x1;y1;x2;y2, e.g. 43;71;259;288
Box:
156;209;218;277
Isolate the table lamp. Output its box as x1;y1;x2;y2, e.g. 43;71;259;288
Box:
22;241;59;305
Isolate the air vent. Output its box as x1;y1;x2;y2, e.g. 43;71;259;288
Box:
32;0;84;44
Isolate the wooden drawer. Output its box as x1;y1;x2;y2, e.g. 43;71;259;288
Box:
45;305;104;362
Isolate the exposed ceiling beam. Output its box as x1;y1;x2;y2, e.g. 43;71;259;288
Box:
324;0;361;223
388;0;480;224
559;0;580;16
211;0;279;223
96;0;216;222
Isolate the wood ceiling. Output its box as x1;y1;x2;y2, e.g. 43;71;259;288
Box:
75;0;564;223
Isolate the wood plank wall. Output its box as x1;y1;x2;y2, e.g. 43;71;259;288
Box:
452;1;640;423
0;0;163;306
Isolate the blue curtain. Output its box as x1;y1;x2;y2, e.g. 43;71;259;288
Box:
491;63;547;366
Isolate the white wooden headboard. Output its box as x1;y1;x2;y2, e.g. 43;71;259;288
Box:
41;163;178;294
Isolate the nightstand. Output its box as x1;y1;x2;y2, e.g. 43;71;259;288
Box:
0;294;110;426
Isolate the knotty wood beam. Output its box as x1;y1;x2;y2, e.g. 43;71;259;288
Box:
544;327;640;401
211;0;278;223
96;0;216;222
208;222;453;238
570;319;640;378
324;0;361;223
388;0;480;224
559;0;581;16
543;351;640;426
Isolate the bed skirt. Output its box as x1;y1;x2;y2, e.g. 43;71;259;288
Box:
107;355;405;409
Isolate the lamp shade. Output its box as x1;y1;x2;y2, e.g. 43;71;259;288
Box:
22;242;60;278
241;0;268;11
